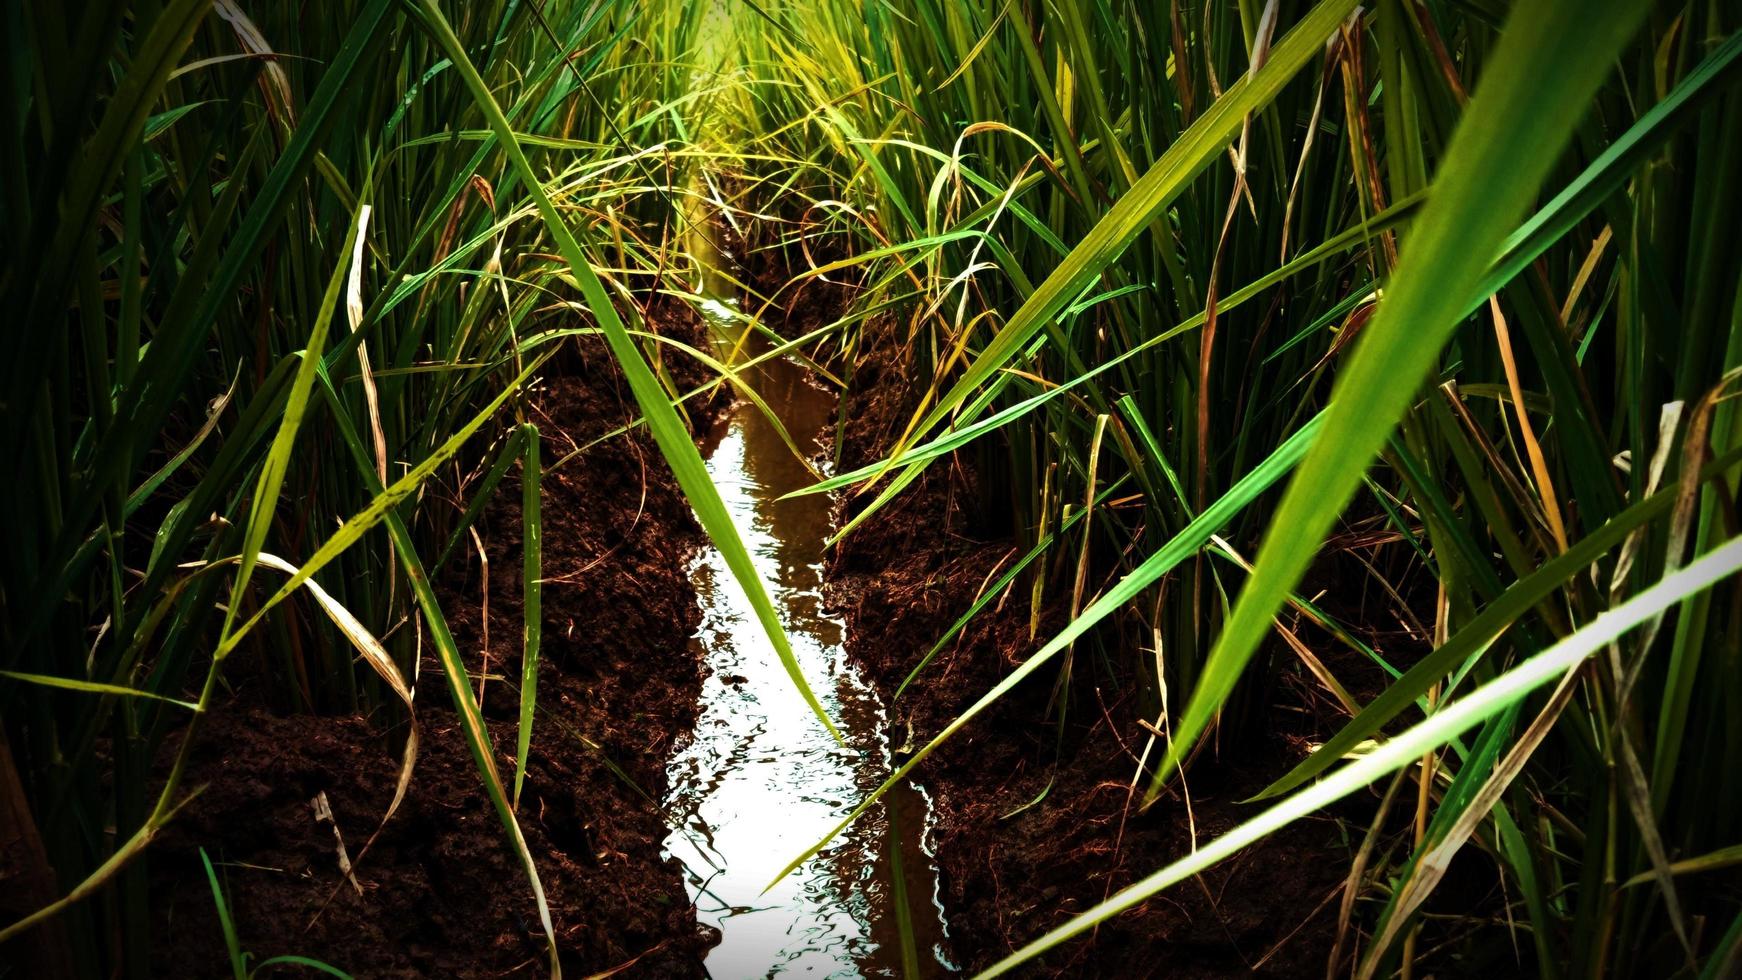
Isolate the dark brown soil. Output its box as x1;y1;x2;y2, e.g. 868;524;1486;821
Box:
147;298;725;978
823;316;1448;978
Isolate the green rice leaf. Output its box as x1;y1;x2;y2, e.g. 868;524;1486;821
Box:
514;422;542;810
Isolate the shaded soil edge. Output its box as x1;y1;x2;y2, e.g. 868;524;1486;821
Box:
147;299;726;979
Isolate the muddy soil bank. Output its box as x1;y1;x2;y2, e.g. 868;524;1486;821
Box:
823;316;1473;978
148;299;725;978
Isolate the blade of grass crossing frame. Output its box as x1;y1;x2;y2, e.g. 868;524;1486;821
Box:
385;501;561;979
0;671;200;712
515;423;541;810
199;848;245;980
412;0;839;742
1158;0;1655;784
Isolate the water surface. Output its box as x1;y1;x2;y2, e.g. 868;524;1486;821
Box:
663;312;952;978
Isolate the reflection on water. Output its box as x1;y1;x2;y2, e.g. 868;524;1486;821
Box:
663;306;952;978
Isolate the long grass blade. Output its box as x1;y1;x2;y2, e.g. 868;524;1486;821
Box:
515;422;542;810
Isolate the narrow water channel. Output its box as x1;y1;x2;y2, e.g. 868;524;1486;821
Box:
662;306;953;978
